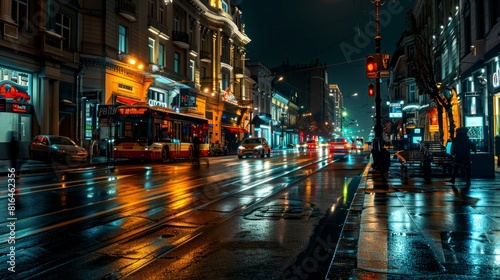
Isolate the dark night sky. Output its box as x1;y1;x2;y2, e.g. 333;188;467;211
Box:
239;0;414;139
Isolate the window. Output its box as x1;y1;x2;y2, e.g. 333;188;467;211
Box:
158;44;165;66
222;72;230;91
221;0;228;13
201;67;206;79
463;1;471;54
119;25;128;54
201;33;207;51
149;0;156;18
148;37;155;64
174;16;180;32
56;13;71;49
408;84;416;103
174;52;180;73
12;0;28;29
189;60;195;81
159;4;165;24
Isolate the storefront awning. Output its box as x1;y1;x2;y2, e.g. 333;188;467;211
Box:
116;96;139;105
251;115;274;125
223;126;248;133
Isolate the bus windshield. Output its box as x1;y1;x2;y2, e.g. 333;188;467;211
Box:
116;119;149;143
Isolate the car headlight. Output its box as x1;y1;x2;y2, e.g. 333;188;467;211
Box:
255;145;262;150
238;146;245;150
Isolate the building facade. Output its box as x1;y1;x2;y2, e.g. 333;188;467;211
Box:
0;0;81;159
272;60;329;143
390;0;500;175
0;0;252;159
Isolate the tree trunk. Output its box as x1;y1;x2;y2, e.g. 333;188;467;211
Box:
445;104;455;141
436;102;444;143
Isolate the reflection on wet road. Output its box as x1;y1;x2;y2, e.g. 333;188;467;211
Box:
0;150;368;279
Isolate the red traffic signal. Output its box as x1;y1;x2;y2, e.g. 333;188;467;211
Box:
368;83;375;96
366;55;379;78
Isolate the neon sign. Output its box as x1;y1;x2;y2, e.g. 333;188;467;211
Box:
118;107;148;115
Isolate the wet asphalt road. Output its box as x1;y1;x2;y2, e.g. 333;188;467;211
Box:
0;149;369;279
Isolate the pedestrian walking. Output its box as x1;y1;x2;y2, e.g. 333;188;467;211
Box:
192;135;209;167
447;127;476;187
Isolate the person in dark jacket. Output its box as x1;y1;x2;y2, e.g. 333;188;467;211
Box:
447;127;476;186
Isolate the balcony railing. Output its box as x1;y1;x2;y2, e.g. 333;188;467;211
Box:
116;0;137;22
148;17;169;38
172;31;189;49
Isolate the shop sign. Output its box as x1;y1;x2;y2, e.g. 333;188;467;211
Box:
12;104;27;113
98;105;118;118
389;103;403;118
0;80;30;103
493;70;499;88
118;107;147;115
180;88;197;108
148;98;168;108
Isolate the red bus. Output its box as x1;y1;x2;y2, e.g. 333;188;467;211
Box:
113;104;209;161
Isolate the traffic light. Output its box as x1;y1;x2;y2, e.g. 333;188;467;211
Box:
368;83;375;96
366;55;379;78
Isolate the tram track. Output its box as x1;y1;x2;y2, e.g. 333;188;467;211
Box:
4;154;343;279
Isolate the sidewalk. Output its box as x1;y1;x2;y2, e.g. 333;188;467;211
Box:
327;155;500;279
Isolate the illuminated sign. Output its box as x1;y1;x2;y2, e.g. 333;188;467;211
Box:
148;99;168;108
389;103;403;118
12;104;27;113
118;107;148;115
493;70;499;88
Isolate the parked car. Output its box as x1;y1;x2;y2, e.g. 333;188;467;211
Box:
328;138;351;153
306;139;319;150
29;135;88;164
237;137;271;158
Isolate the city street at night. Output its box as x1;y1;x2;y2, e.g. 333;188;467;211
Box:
1;149;367;279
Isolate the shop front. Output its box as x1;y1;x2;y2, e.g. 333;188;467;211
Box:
459;57;497;177
0;68;33;159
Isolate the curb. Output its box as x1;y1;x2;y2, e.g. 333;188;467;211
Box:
326;161;372;279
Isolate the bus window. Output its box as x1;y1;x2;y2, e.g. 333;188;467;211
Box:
154;123;161;142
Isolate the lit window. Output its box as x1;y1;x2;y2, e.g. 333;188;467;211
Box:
174;52;180;73
119;25;128;53
189;60;195;81
158;44;165;66
149;38;155;64
221;0;228;12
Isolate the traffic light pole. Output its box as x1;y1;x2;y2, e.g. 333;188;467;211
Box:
371;0;389;173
